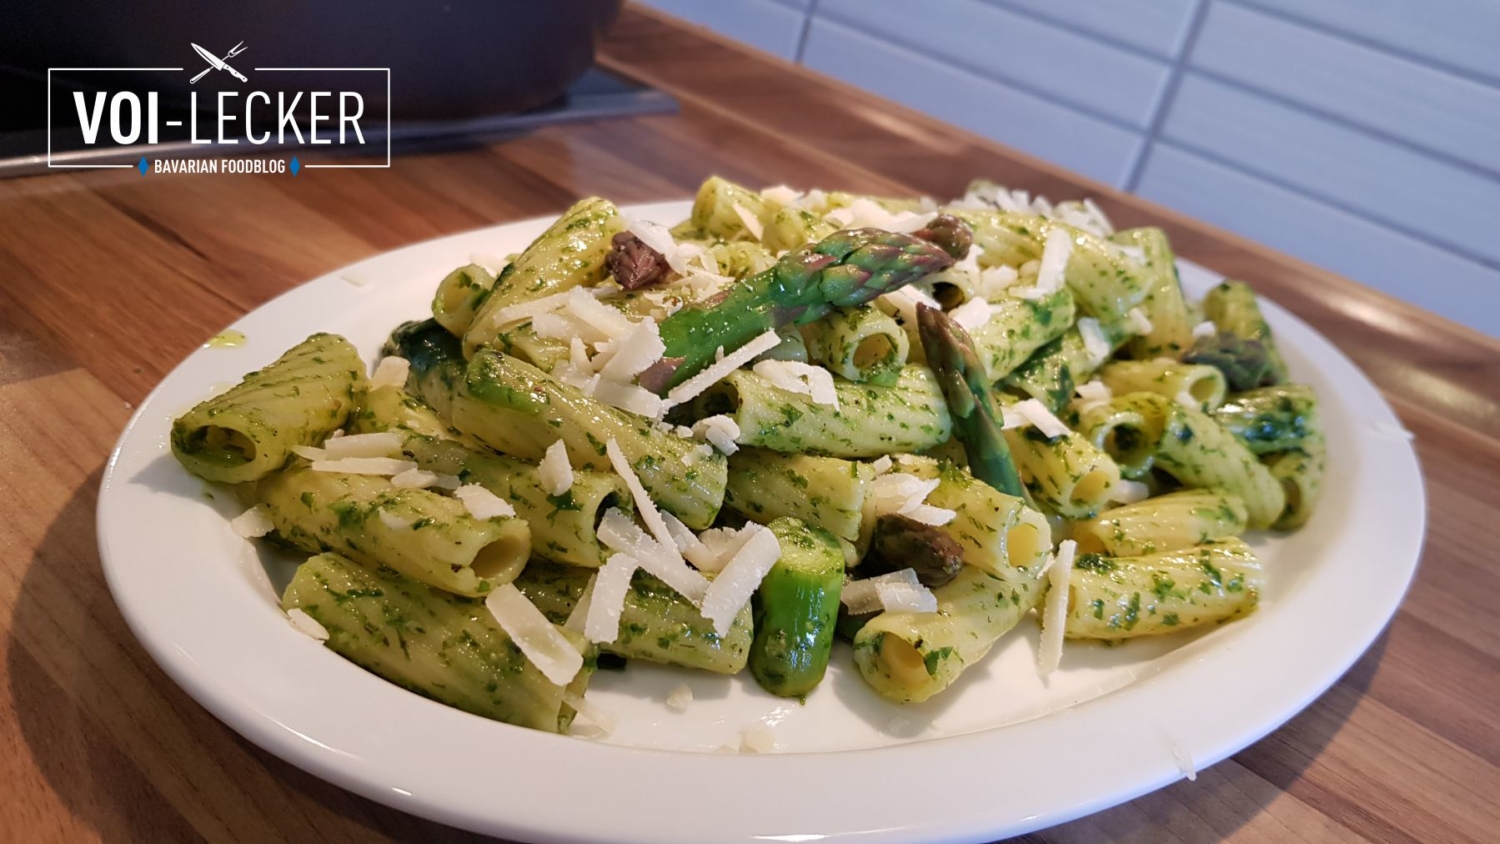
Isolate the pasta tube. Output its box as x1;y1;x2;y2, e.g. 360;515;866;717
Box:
696;365;952;458
1002;423;1122;521
513;561;753;675
1265;430;1326;530
1003;319;1129;412
1071;489;1249;556
1072;394;1162;480
431;263;497;338
283;552;592;732
1097;359;1228;413
969;288;1075;382
258;465;531;596
1114;227;1194;359
458;351;727;529
1212;384;1319;455
802;305;910;385
465;197;624;353
1065;539;1262;640
724;448;875;541
894;456;1051;581
349;388;632;567
171;333;366;484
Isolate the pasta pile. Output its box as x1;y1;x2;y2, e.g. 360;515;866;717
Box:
169;177;1325;733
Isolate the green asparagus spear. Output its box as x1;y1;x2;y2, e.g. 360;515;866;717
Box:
915;303;1025;499
640;228;954;393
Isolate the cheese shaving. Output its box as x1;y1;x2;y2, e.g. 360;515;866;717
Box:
871;473;941;517
660;511;715;570
486;583;584;686
1038;539;1077;676
454;484;516;520
904;504;957;526
564;575;596;633
565;287;634;341
598;507;709;603
949;296;994;332
1012;228;1072;300
1012;399;1071;440
871;455;893;474
563;691;617;736
875;580;939;613
310;457;416;476
483;285;612;332
378;510;413;531
693;525;755;573
692;415;741;455
760;185;802;206
391;467;441;489
230;505;275;538
976;265;1019;300
732;204;764;241
1108;479;1151;504
739;723;776;753
699;523;781;636
665;683;694;712
371;356;410;389
597;320;666;383
286;608;329;641
1168;736;1198;781
1126;307;1154;335
604;439;683;567
841;569;921;615
538;440;574;496
1192;320;1218;339
321;431;403;459
1075;379;1112;411
1077;317;1111;367
593;379;665;419
585;554;638;644
752;360;839;409
664;329;781;408
625;217;679;268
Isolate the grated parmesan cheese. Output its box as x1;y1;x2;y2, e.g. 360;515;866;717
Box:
379;510;414;531
660;511;715;570
871;455;893;474
879;284;941;327
454;484;516;520
538;440;574;496
625;217;679;267
564;574;596;633
699;523;781;636
752;359;839;409
1015;399;1072;439
482;285;612;333
1192;320;1217;339
321;432;403;460
231;505;275;538
486;583;584;686
584;554;638;644
1037;539;1077;676
692;415;741;455
693;525;755;573
760;185;802;206
663;330;782;408
976;264;1019;300
311;457;416;476
565;287;634;341
286;608;330;641
563;691;617;736
371;356;410;389
1077;317;1112;367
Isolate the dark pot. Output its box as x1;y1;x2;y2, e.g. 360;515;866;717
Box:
5;0;623;119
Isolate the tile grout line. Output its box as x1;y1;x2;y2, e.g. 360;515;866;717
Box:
981;0;1176;63
794;0;820;64
1224;0;1500;91
1153;136;1500;275
811;5;1151;133
1124;0;1212;192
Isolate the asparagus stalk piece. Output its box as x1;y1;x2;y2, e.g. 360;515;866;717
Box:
915;303;1025;499
641;228;954;393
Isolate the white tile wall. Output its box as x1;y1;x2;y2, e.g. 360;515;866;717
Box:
632;0;1500;336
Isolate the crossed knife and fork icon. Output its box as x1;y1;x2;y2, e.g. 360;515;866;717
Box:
190;41;248;83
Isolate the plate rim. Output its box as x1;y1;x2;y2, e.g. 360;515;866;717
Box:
97;201;1425;843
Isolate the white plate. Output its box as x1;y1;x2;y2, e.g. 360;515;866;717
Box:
99;202;1424;843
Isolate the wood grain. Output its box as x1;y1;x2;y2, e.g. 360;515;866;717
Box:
0;3;1494;841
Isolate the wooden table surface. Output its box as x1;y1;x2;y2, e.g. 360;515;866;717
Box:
2;5;1496;842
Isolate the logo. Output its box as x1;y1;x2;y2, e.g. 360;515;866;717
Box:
47;41;391;175
190;41;248;84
